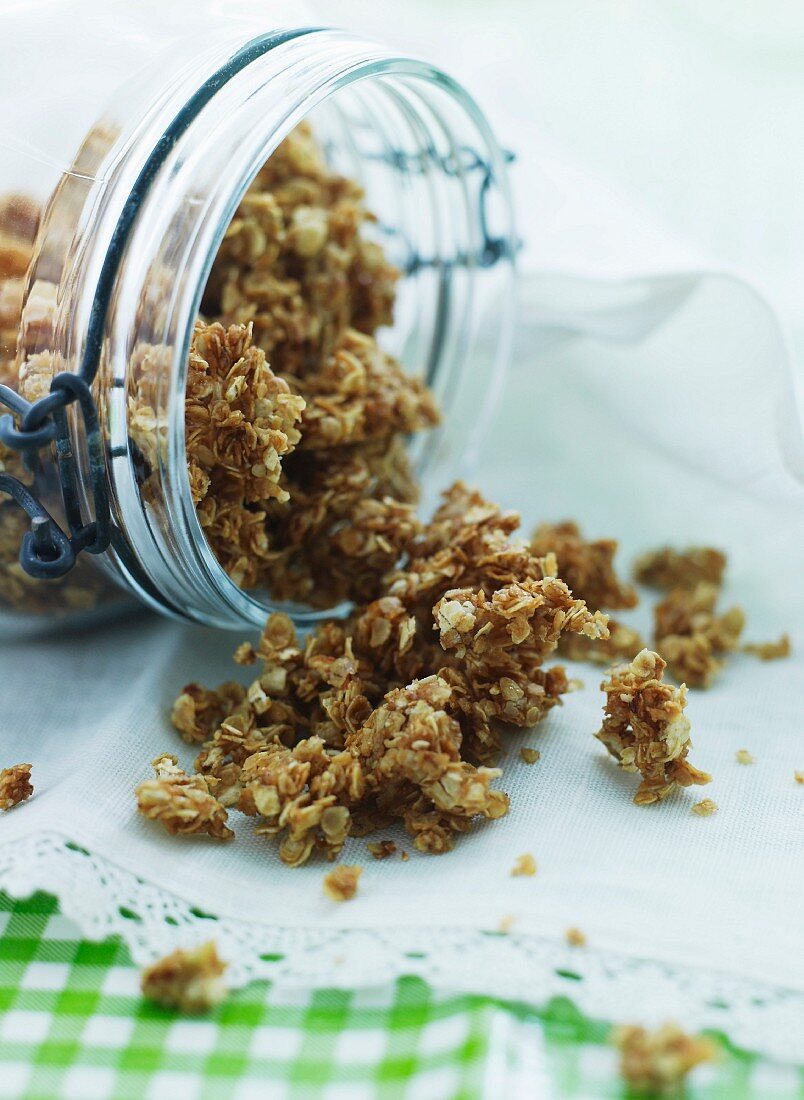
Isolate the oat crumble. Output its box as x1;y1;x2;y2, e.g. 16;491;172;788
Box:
140;941;227;1013
0;763;32;810
596;650;710;805
743;634;791;661
565;927;586;947
613;1022;718;1096
510;853;537;877
519;747;540;764
691;799;718;817
136;754;234;840
323;864;362;901
735;749;754;765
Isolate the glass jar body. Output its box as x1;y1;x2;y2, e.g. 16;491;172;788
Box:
0;7;515;634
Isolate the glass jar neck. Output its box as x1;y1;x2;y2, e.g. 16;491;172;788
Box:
22;28;516;629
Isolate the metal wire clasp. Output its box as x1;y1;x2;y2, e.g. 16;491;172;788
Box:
0;374;111;579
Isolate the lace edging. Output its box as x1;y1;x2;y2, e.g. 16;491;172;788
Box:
1;831;800;1062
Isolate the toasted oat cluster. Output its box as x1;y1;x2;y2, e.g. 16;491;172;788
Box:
531;522;642;666
596;650;710;805
565;926;586;947
653;581;744;688
130;121;439;609
149;482;609;864
633;546;727;590
323;864;363;901
141;941;227;1013
135;754;234;840
743;634;791;661
510;853;537;877
613;1022;717;1096
0;763;33;810
692;798;718;817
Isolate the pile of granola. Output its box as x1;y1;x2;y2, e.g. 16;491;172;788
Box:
139;481;609;862
0;763;33;810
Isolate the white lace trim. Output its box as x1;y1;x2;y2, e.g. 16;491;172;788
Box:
1;831;800;1062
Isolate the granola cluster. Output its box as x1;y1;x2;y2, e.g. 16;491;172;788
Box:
0;763;33;810
126;121;439;609
323;864;362;901
140;941;227;1013
613;1022;718;1096
596;650;710;805
531;521;643;666
141;482;609;862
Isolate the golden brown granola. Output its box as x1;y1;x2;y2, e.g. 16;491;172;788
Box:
794;771;804;785
691;798;718;817
140;941;227;1013
653;582;744;688
612;1022;718;1096
136;754;234;840
161;482;607;864
565;926;586;947
323;864;363;901
510;853;537;877
743;634;791;661
596;650;710;805
531;521;638;611
0;763;33;810
633;546;727;590
735;749;754;765
519;747;540;764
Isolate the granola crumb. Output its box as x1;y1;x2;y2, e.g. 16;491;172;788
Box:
400;850;410;862
795;771;804;785
510;853;537;877
519;747;540;764
0;764;33;810
136;754;234;840
743;634;791;661
140;941;227;1013
498;914;516;933
692;798;718;817
323;864;363;901
735;749;754;765
597;649;710;805
367;840;397;860
612;1021;718;1096
565;926;586;947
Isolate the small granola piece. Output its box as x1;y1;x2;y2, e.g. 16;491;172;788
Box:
323;864;362;901
735;749;754;765
0;764;33;810
531;520;637;610
743;634;791;661
596;650;710;805
653;582;744;688
136;754;234;840
633;546;727;590
367;840;397;859
519;747;540;764
795;771;804;785
498;914;516;933
692;798;718;817
565;927;586;947
141;941;227;1013
613;1022;718;1096
510;853;537;877
400;850;410;861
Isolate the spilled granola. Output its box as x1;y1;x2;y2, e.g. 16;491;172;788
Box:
136;754;234;840
0;763;32;810
323;864;362;901
596;650;710;805
612;1022;718;1096
140;941;227;1013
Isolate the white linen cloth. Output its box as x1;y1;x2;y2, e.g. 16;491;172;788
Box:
2;0;804;1064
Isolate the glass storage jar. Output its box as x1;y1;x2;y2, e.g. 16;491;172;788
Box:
0;0;515;633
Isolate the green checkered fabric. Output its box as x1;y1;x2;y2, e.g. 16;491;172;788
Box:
0;891;801;1099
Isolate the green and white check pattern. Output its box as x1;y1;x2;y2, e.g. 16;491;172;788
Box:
0;891;802;1099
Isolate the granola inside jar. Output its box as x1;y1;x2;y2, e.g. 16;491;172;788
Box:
0;9;514;633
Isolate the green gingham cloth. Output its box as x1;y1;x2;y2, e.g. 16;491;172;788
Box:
0;892;802;1099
